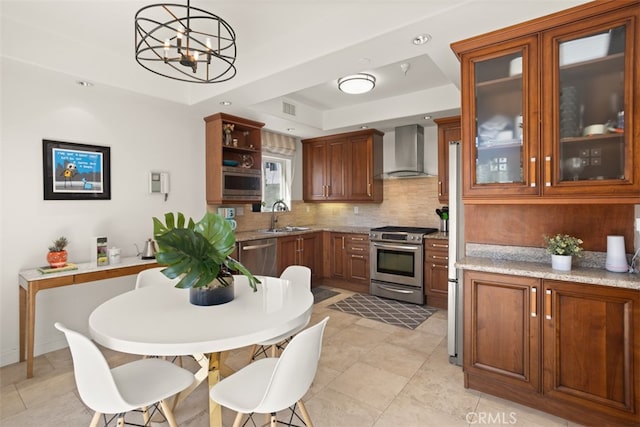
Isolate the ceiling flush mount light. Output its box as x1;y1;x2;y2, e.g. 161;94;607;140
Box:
338;73;376;94
135;0;236;83
412;33;432;45
76;81;93;87
219;101;232;106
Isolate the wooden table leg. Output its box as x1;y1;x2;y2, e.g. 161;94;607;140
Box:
25;285;37;378
19;286;26;363
208;352;222;427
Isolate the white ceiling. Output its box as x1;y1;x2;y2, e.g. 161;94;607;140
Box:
1;0;590;138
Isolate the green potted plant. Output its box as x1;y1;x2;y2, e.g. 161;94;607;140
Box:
47;236;69;268
153;212;260;306
544;233;583;271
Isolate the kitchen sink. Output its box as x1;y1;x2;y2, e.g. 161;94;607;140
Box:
261;226;310;233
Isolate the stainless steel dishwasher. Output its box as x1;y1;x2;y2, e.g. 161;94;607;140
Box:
238;238;277;277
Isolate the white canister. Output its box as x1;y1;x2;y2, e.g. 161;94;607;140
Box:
605;235;628;273
108;247;121;265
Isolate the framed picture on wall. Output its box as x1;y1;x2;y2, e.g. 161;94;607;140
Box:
42;140;111;200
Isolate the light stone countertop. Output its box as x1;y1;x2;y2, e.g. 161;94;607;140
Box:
457;256;640;290
235;227;447;242
234;226;371;242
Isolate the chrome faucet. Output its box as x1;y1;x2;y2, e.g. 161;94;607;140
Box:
270;200;289;231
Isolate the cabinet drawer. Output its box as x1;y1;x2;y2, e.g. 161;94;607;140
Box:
425;239;449;251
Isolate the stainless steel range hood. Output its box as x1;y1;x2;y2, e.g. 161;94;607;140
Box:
383;124;428;178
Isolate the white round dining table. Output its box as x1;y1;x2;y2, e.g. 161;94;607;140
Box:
88;275;313;427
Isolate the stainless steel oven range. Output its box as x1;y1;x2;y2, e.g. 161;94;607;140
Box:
369;226;438;304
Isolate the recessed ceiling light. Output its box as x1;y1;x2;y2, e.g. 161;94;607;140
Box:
423;115;432;120
286;127;295;132
219;101;232;106
360;125;369;129
337;73;376;95
412;34;432;45
77;81;93;87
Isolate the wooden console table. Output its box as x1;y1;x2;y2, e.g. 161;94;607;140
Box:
19;257;158;378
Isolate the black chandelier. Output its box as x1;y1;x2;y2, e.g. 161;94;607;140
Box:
135;1;236;83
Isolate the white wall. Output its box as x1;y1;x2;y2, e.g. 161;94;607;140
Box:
0;59;206;366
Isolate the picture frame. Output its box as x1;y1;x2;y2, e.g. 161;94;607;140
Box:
42;140;111;200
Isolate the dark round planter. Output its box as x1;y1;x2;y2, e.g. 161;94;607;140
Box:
189;276;235;306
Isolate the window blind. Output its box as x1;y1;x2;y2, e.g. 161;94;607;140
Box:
262;130;296;157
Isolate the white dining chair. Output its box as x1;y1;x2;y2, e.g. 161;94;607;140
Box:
249;265;312;362
135;267;187;367
135;266;180;289
54;322;193;427
211;316;329;427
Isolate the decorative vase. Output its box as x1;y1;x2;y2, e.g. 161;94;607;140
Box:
189;275;235;306
223;132;232;146
551;254;572;271
47;250;68;268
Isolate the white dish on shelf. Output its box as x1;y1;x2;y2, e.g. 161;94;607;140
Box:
559;32;610;66
582;124;606;136
509;57;522;76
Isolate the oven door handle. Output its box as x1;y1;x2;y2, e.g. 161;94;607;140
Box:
372;243;421;251
378;285;415;294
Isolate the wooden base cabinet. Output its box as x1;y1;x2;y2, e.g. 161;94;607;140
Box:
464;271;640;426
424;238;449;309
325;232;369;293
277;233;320;279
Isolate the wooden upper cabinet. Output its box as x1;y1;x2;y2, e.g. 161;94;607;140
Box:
302;129;383;202
452;0;640;204
203;113;264;204
434;116;461;204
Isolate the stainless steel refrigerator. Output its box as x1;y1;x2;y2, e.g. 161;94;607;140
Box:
447;141;464;366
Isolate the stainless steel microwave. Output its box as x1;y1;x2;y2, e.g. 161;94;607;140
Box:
222;167;262;200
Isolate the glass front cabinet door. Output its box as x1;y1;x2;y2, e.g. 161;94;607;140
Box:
461;36;540;198
455;2;639;202
542;8;638;198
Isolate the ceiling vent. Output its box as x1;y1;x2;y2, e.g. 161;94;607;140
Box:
282;101;296;116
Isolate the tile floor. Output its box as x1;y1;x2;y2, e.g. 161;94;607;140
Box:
0;288;581;427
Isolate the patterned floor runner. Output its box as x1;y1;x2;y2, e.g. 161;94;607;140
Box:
328;293;437;329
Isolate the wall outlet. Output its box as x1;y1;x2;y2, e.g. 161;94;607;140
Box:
636;217;640;232
354;206;359;215
236;207;244;216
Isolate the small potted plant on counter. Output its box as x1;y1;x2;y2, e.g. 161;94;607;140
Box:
47;236;69;268
544;233;583;271
153;212;260;306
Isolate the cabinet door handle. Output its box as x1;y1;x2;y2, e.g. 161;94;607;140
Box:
351;237;365;241
431;243;448;248
351;255;364;259
438;181;443;196
326;185;331;196
432;255;448;260
351;247;365;252
368;182;371;197
342;236;345;250
545;289;552;320
530;287;537;317
529;157;536;187
545;156;552;187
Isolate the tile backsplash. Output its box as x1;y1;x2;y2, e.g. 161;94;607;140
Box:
212;176;442;233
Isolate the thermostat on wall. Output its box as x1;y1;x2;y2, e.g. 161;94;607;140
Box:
149;171;169;195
